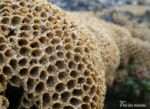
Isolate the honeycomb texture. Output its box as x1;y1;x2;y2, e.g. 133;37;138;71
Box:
101;14;150;82
110;25;150;74
96;17;150;69
0;0;106;109
68;12;150;84
131;25;150;43
98;20;150;81
131;38;150;75
106;19;150;80
88;17;134;67
67;12;120;86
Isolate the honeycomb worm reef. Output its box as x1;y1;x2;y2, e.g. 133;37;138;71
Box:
0;0;105;109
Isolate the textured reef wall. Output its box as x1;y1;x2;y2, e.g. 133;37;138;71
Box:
67;12;150;109
0;0;105;109
67;12;150;84
0;0;149;109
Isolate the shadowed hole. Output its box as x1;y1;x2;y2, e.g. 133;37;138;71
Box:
52;93;59;101
51;37;60;44
45;45;54;54
5;84;24;109
26;77;35;90
47;64;56;73
0;37;6;43
83;96;90;103
29;58;38;65
81;103;90;109
31;48;42;57
30;41;39;48
46;76;56;87
22;17;30;23
78;77;85;84
65;43;72;50
66;52;73;59
19;68;28;77
61;91;71;102
11;4;19;10
68;61;76;69
49;55;56;62
52;103;62;109
19;47;30;56
4;49;13;57
18;38;28;46
39;36;47;44
1;24;9;33
39;56;48;65
20;24;30;31
18;58;27;66
34;18;41;23
41;12;47;18
86;77;93;85
70;97;81;106
67;79;76;89
19;1;26;7
30;66;40;77
70;70;79;78
39;70;47;81
32;24;40;30
0;44;7;51
11;15;21;26
73;89;83;96
57;51;64;58
58;71;68;81
42;92;50;106
55;82;65;92
3;65;13;77
74;54;81;62
83;84;90;92
64;105;74;109
55;60;65;69
35;81;45;93
55;29;63;36
77;63;84;71
9;75;21;87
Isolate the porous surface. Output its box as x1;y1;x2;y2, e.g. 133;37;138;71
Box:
109;24;136;67
100;19;150;81
71;12;150;109
131;25;150;43
130;38;150;79
68;11;150;84
0;0;105;109
97;16;150;70
67;12;120;86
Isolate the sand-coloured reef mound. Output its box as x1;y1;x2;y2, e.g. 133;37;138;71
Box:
67;12;120;86
68;11;150;84
0;0;105;109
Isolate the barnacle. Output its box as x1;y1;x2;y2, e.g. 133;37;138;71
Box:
0;0;105;109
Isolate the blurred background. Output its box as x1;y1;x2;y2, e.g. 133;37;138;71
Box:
47;0;150;109
48;0;150;10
